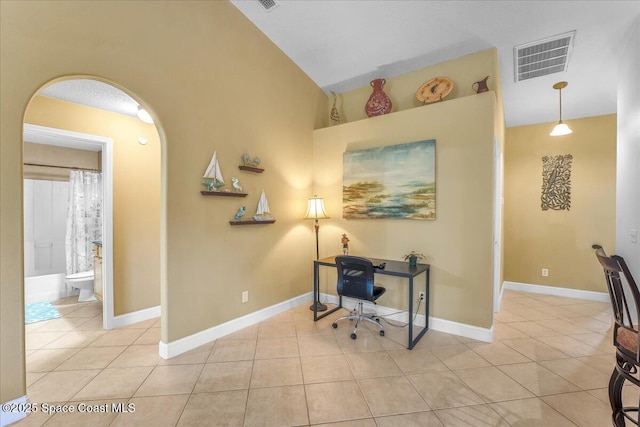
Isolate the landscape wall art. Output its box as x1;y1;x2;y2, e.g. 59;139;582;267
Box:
343;139;436;219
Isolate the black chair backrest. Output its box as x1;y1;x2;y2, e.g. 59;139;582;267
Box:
593;245;640;359
336;256;376;302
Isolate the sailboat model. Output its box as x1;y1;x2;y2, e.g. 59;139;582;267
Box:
202;151;225;191
253;190;273;221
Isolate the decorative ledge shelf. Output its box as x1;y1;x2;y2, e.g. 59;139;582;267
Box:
238;165;264;173
201;191;247;198
229;220;276;226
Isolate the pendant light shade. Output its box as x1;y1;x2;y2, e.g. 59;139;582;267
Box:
550;122;572;136
550;82;572;136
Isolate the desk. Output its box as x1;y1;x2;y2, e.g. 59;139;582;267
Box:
313;255;430;350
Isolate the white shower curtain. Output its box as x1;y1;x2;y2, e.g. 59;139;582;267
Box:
65;170;102;275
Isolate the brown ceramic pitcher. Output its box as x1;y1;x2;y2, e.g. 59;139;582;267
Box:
472;76;490;93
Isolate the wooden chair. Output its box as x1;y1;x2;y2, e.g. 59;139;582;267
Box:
593;244;640;426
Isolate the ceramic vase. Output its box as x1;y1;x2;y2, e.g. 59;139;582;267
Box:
365;78;392;117
409;255;418;267
330;90;341;124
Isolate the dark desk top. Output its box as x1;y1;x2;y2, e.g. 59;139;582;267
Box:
315;255;429;278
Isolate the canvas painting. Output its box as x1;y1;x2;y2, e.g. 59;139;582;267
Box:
343;139;436;219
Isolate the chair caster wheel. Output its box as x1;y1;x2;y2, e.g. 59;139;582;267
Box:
351;333;357;340
332;323;338;329
379;330;385;336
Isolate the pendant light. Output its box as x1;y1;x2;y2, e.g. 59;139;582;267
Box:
550;81;572;136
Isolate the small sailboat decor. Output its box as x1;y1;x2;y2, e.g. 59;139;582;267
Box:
202;151;225;191
253;190;273;221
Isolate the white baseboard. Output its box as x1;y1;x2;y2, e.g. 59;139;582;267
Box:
159;293;314;359
0;395;27;427
323;294;493;343
430;316;494;343
110;305;161;329
503;281;610;303
494;285;504;313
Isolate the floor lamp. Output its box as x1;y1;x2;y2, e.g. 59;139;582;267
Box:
304;195;330;311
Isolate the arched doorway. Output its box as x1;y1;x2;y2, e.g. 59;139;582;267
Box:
20;77;163;408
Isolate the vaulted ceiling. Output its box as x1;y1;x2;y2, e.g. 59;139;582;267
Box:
41;1;639;128
230;0;639;127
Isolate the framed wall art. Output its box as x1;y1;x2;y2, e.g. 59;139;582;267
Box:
343;139;436;219
541;154;572;211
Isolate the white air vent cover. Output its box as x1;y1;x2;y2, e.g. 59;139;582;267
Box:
257;0;279;12
514;31;575;82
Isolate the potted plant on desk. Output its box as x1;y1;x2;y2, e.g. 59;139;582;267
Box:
403;251;425;267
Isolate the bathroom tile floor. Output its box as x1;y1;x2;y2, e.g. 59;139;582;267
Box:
15;291;636;426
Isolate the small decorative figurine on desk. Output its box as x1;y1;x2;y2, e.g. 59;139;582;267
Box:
231;177;243;192
234;206;246;220
341;233;350;255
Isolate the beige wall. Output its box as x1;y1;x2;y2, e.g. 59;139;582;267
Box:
23;142;101;181
24;96;161;315
314;92;498;329
1;0;325;404
503;115;617;292
314;48;504;329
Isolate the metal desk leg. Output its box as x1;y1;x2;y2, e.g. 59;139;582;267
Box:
408;270;430;350
313;262;342;322
408;276;414;349
313;262;319;321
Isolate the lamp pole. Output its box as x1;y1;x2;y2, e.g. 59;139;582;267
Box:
310;217;327;311
305;195;328;312
314;220;320;260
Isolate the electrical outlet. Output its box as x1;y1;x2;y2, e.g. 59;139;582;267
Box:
418;291;425;301
242;291;249;303
541;268;549;277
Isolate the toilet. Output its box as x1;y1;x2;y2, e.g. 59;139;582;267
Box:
66;270;96;302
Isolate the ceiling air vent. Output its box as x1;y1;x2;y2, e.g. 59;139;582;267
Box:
514;31;575;82
257;0;279;12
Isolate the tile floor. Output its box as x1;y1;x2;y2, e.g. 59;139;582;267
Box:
14;290;637;426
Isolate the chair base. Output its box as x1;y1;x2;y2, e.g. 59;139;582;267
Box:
332;301;384;339
609;357;640;426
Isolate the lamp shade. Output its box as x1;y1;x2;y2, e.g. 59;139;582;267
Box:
550;122;573;136
304;196;329;220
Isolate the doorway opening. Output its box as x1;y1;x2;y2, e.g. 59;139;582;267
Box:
23;123;114;328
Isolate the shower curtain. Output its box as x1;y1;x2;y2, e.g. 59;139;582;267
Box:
65;170;102;275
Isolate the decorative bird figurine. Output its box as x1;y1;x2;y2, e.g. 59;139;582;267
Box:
231;177;243;192
234;206;246;220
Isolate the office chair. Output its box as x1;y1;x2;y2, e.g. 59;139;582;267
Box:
331;255;386;339
593;244;640;427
